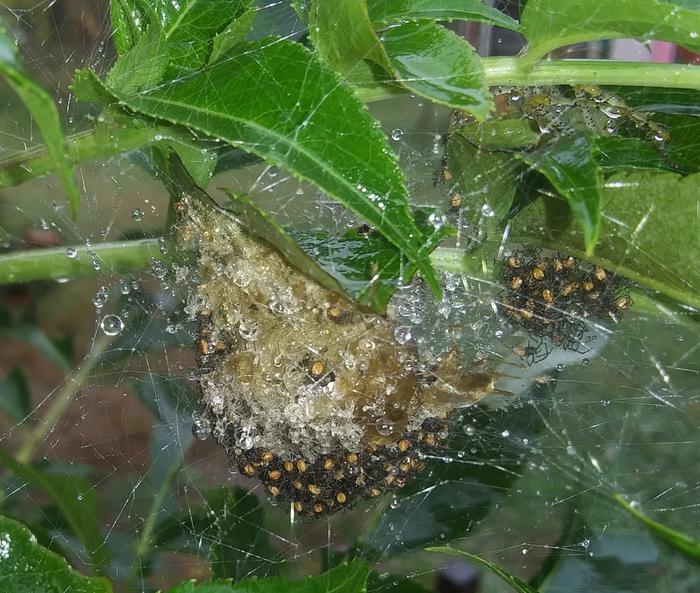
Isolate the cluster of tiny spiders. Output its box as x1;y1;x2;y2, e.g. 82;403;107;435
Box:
497;249;632;359
212;417;449;517
495;84;670;145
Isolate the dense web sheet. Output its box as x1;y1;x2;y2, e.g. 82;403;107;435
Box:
0;2;698;592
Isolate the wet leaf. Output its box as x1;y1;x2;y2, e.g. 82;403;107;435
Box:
109;0;149;54
0;367;30;423
0;515;112;593
368;0;522;31
426;547;538;593
510;170;700;309
309;0;393;77
155;0;254;78
223;190;351;302
292;208;454;314
613;493;700;564
0;27;79;217
522;0;700;64
166;561;369;593
516;135;601;255
0;450;110;573
114;38;440;298
380;21;492;119
106;27;170;95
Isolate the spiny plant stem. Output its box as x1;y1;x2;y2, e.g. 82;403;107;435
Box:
16;334;113;464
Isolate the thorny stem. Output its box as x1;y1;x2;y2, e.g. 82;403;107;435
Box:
16;333;113;464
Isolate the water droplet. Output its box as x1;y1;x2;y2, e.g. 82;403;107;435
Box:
65;247;78;259
501;430;510;438
192;411;211;440
100;314;124;336
150;259;167;279
390;128;403;141
464;425;476;436
232;269;250;287
92;287;109;309
393;325;412;345
481;203;495;217
76;492;84;501
375;416;395;437
131;208;144;222
521;547;528;555
389;496;400;509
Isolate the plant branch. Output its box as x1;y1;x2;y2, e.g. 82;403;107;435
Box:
0;238;163;285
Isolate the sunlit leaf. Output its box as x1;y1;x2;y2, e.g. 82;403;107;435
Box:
516;135;602;254
113;38;441;298
368;0;522;31
109;0;149;55
0;515;112;593
380;21;492;119
0;449;110;573
522;0;700;64
0;27;80;217
613;493;700;564
510;170;700;309
426;546;538;593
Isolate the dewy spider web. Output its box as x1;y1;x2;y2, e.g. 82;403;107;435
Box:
0;2;698;592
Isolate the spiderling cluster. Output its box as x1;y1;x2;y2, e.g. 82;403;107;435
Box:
498;249;633;357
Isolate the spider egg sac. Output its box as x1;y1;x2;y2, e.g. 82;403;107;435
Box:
176;193;495;516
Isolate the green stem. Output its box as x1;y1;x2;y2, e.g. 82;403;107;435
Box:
16;334;112;464
0;238;163;284
482;57;700;90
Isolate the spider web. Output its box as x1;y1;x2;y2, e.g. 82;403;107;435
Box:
0;2;699;592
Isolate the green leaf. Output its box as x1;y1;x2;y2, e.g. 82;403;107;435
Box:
510;170;700;309
71;69;117;104
380;21;492;119
0;450;109;573
207;488;274;581
292;208;454;314
368;0;522;31
594;136;675;172
426;547;538;593
309;0;393;78
609;86;700;174
0;515;112;593
0;28;80;217
222;190;351;301
109;0;149;55
0;367;30;423
209;7;258;65
522;0;700;64
155;0;254;77
613;493;700;564
106;27;170;94
516;135;601;255
113;38;441;298
166;561;370;593
455;118;540;151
